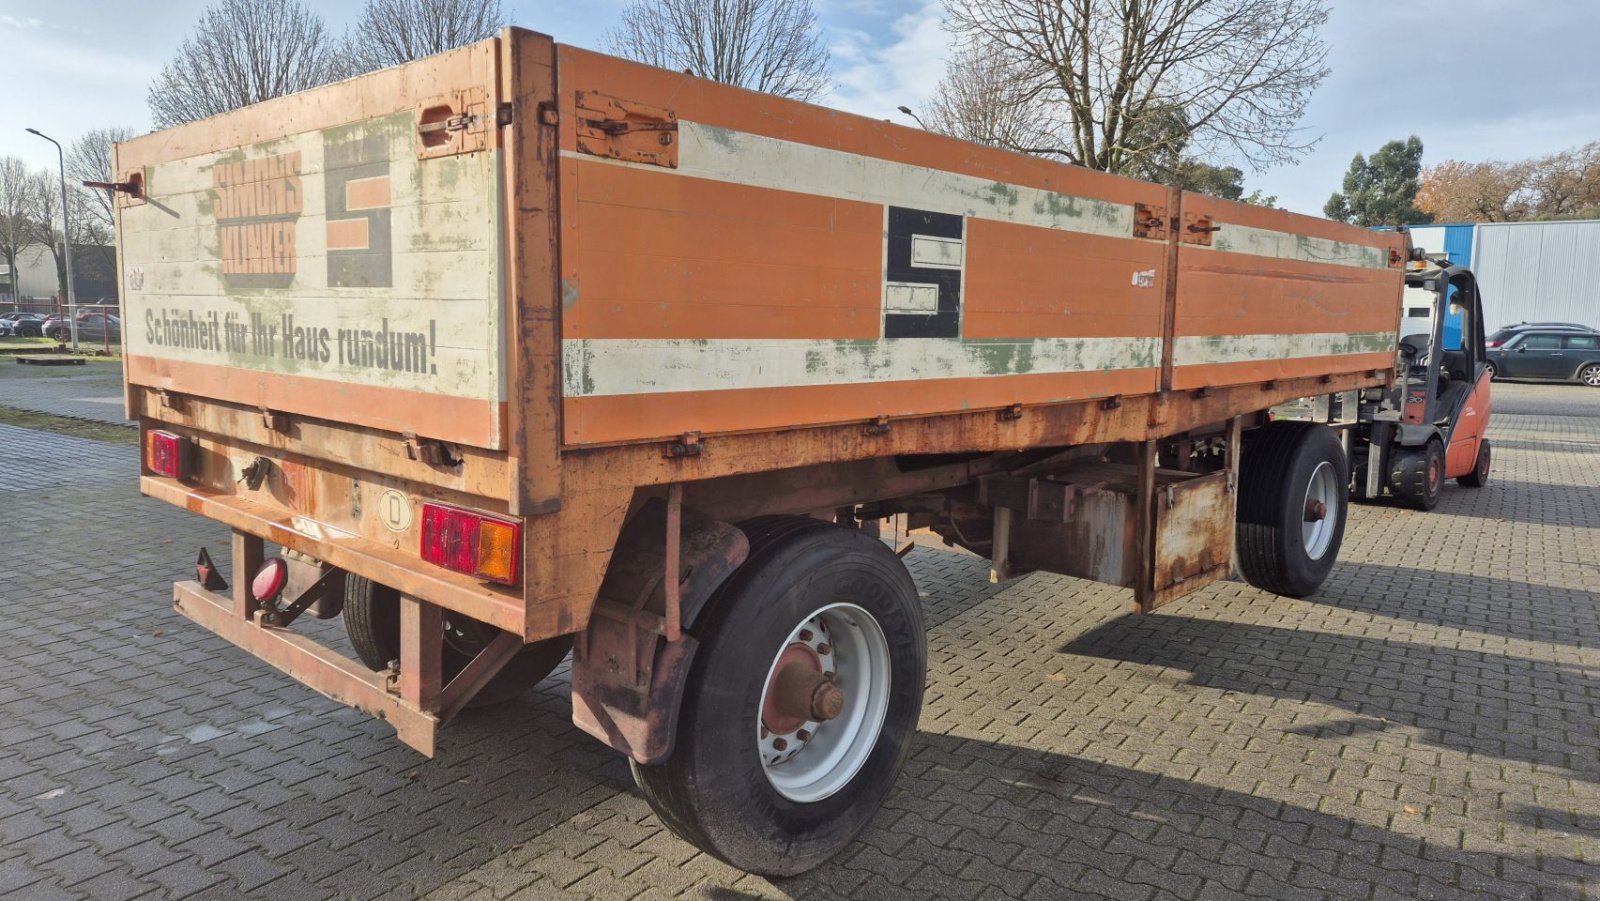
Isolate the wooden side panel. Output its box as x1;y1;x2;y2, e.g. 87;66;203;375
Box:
1171;193;1406;391
117;41;508;450
554;47;1171;447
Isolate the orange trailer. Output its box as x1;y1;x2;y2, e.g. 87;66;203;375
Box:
113;28;1408;874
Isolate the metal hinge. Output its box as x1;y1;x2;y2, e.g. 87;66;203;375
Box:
496;102;514;127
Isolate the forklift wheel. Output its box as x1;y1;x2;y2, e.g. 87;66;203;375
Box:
1389;440;1445;511
1236;422;1349;598
1457;439;1491;488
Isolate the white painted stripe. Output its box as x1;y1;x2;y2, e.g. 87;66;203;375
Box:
568;121;1396;270
1204;224;1392;270
566;121;1138;241
563;337;1160;398
1172;331;1397;367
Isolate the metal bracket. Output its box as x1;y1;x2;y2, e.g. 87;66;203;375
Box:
865;416;892;437
260;408;288;432
1181;212;1221;246
403;433;458;467
574;91;678;168
1133;202;1171;240
664;431;702;458
158;389;184;412
260;566;346;628
998;403;1024;422
1101;395;1123;411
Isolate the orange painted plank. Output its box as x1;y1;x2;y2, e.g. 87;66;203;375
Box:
1170;352;1394;391
569;164;882;339
1175;249;1404;337
964;218;1167;340
564;368;1159;445
126;356;504;448
555;47;1169;213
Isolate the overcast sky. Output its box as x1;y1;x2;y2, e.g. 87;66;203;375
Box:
2;0;1597;217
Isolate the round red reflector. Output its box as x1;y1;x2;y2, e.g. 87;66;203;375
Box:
251;557;289;602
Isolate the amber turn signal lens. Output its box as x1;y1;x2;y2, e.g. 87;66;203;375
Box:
474;519;521;585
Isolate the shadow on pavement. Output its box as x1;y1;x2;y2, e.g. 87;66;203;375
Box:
1313;561;1600;648
1058;613;1600;781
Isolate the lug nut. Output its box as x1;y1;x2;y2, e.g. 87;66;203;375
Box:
816;643;831;655
772;738;787;751
797;729;812;742
799;629;814;642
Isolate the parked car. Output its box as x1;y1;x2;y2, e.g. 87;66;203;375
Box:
1486;329;1600;386
45;312;121;344
0;312;46;336
1486;321;1599;349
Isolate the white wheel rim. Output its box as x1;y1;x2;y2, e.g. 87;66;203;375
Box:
1584;367;1600;386
756;602;891;803
1301;460;1339;560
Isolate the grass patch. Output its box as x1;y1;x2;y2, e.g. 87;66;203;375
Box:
0;405;138;444
0;336;58;347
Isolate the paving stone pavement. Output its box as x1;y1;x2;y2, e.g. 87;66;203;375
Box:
0;359;133;426
0;381;1595;900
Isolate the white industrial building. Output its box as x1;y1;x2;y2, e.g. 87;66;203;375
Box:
1407;220;1600;331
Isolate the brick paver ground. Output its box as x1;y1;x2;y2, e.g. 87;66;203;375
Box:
0;359;132;426
0;380;1595;900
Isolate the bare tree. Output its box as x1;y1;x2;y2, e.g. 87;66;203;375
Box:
345;0;504;74
923;43;1064;153
605;0;830;101
147;0;343;128
67;127;139;238
940;0;1330;175
0;157;37;302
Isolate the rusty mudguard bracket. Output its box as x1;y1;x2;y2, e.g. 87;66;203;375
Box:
570;497;749;764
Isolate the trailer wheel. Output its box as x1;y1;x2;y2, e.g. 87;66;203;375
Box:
1457;438;1491;488
1388;439;1445;511
342;576;572;707
631;518;925;876
1236;422;1349;598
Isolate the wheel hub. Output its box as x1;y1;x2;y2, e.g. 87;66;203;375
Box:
756;603;893;802
759;619;838;766
1304;499;1328;522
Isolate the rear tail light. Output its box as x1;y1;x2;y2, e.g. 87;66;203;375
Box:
145;430;193;479
251;557;289;602
1486;339;1503;348
420;502;522;585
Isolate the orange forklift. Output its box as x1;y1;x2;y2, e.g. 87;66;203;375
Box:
1356;248;1493;509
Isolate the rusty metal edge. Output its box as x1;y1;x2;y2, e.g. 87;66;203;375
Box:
172;580;439;757
146;478;524;636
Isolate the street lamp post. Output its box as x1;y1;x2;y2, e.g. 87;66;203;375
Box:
25;127;78;351
896;105;931;131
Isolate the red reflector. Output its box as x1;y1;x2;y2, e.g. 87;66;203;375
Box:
145;430;191;479
420;503;521;585
251;557;289;602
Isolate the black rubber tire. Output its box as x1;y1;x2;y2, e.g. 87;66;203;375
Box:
1236;421;1349;598
1389;439;1445;511
1485;362;1497;381
342;575;572;707
1457;438;1491;488
631;517;926;876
